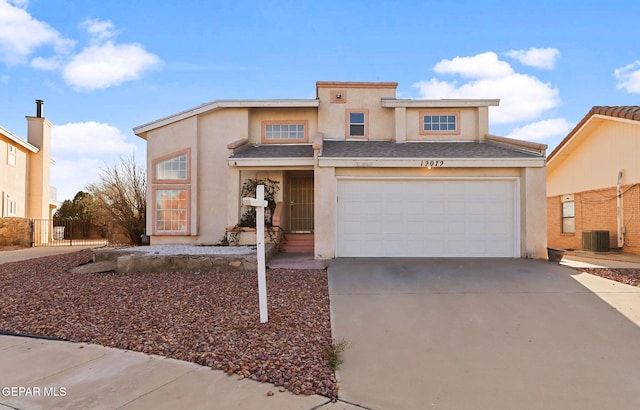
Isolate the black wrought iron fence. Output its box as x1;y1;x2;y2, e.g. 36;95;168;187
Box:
30;218;109;247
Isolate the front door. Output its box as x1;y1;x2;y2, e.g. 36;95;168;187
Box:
289;174;314;232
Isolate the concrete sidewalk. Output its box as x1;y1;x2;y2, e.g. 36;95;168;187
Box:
0;246;92;264
561;251;640;327
0;335;351;410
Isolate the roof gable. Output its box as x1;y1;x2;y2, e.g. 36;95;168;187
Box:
548;106;640;163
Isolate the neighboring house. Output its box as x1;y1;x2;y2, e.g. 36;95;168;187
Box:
547;106;640;254
0;100;56;221
134;81;548;259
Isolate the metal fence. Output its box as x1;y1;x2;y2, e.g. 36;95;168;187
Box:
31;218;109;247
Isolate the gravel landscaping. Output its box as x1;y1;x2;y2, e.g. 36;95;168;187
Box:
578;267;640;287
0;250;338;398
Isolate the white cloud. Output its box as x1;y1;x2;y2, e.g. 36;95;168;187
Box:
30;56;62;70
0;1;160;90
62;41;161;90
504;118;573;141
505;47;560;69
0;0;74;65
413;51;560;124
51;157;103;201
52;122;137;155
614;61;640;93
81;18;117;43
434;52;513;79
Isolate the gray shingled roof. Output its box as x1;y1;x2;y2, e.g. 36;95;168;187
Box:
230;144;314;158
320;140;541;158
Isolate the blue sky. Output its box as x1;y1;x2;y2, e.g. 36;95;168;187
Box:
1;0;639;202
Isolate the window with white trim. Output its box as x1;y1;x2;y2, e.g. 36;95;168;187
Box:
424;115;456;131
562;200;575;234
265;124;305;140
7;145;16;166
420;112;460;134
152;149;191;235
155;153;187;180
4;193;16;216
155;188;188;233
348;111;366;137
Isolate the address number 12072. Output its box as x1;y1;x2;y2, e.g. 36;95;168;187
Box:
420;160;444;167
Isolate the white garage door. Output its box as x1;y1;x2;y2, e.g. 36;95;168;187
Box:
337;178;519;257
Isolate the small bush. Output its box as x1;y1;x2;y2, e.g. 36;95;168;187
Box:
324;338;350;371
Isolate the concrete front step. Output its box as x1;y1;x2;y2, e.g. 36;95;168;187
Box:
280;233;314;253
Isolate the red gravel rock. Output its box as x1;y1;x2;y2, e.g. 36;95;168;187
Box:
0;250;338;398
579;267;640;287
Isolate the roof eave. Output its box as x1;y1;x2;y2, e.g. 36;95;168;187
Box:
381;99;500;108
0;125;39;152
227;157;315;167
318;157;545;168
133;99;320;136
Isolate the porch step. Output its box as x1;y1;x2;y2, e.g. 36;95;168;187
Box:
280;233;314;253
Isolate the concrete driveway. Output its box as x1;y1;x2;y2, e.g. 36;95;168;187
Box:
328;258;640;410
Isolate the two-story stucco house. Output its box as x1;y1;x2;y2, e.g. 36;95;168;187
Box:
134;81;548;259
0;100;55;221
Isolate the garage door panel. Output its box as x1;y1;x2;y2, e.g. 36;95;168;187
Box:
337;179;518;257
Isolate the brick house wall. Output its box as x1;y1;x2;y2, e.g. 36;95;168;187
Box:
548;184;640;254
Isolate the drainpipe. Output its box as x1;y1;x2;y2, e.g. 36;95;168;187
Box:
617;170;625;248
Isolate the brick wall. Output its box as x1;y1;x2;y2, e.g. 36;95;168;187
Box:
0;217;31;248
548;184;640;254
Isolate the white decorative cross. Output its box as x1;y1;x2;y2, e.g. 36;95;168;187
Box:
242;184;269;323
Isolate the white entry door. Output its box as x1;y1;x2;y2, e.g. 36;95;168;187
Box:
336;178;519;257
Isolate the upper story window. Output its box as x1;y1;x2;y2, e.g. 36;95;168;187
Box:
420;111;460;135
7;144;16;166
347;109;368;138
262;121;308;143
153;149;190;183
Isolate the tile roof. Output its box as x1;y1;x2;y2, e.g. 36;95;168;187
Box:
320;140;542;159
548;106;640;161
230;144;314;158
591;106;640;121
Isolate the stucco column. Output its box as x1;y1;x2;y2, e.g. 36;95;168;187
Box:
314;165;336;259
394;107;406;142
26;115;51;220
522;167;548;259
227;166;241;228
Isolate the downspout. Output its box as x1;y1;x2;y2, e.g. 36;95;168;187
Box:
617;170;625;248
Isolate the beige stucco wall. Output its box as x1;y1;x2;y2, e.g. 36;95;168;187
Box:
146;116;198;242
0;135;29;217
547;118;640;197
248;108;318;144
148;108;253;245
317;84;396;140
404;107;481;142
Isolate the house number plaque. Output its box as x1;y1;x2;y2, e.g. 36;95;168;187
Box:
420;160;444;167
